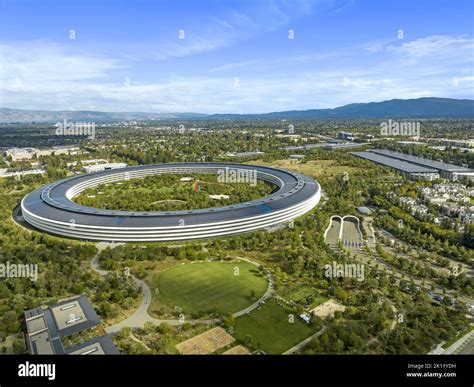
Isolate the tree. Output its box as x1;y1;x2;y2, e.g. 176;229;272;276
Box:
244;334;252;347
249;289;256;300
223;313;235;329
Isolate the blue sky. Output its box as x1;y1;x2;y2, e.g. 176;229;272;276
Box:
0;0;473;113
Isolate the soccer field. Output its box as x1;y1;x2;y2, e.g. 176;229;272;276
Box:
153;261;268;316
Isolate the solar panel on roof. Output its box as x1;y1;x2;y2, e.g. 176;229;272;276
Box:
257;204;273;213
370;149;472;172
21;163;320;238
351;152;438;173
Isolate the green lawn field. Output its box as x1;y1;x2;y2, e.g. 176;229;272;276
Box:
288;286;328;308
153;261;268;316
233;299;319;354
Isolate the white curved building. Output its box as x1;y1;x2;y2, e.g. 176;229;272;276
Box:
20;163;321;242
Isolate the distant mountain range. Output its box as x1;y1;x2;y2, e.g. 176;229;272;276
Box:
0;109;207;123
1;98;473;123
207;98;474;120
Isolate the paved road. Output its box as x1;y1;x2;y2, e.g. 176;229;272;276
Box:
445;329;474;355
428;344;446;355
341;218;363;244
457;333;474;354
378;228;471;276
90;243;274;334
353;230;474;307
91;243;218;333
325;218;341;245
327;221;474;354
430;328;474;355
362;226;474;354
362;218;377;249
233;256;275;317
282;327;326;355
358;250;473;306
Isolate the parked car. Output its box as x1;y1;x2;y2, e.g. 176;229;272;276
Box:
299;313;311;324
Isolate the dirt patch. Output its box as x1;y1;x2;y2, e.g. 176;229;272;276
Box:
310;299;346;319
175;327;235;354
223;345;251;355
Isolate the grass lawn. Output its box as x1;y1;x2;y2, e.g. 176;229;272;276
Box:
288;286;313;303
153;260;268;316
233;299;319;354
250;159;364;180
288;286;328;309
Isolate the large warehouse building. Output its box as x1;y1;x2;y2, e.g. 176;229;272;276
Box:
369;149;474;180
351;151;440;181
19;163;321;242
352;149;474;181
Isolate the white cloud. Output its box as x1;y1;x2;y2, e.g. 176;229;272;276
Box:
330;0;355;14
0;33;472;113
0;41;124;83
387;35;473;57
208;59;264;73
385;35;474;67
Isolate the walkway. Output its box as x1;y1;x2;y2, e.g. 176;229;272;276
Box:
443;329;474;355
90;243;274;334
282;327;326;355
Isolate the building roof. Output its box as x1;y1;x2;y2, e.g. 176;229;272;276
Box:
26;313;47;334
22;163;319;228
50;295;101;337
66;335;119;355
279;144;324;151
24;306;65;355
325;142;369;150
226;151;264;157
370;149;472;172
24;295;110;355
356;206;372;215
351;152;439;174
29;331;56;354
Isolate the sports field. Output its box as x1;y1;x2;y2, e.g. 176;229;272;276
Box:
233;299;318;354
153;261;268;316
288;286;328;309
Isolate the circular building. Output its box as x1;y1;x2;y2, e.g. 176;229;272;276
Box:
20;163;320;242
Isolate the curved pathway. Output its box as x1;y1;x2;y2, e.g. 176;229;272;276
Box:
90;243;274;334
233;256;275;317
282;327;326;355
